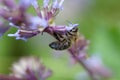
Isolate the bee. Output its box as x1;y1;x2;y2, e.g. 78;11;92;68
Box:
49;24;79;50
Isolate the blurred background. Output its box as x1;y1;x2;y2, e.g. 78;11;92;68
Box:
0;0;120;80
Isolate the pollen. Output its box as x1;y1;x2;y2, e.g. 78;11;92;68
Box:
48;18;55;26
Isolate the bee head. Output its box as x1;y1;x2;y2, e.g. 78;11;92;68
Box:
66;21;79;31
68;23;79;32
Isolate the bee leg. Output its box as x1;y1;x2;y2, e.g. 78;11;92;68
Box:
63;40;71;49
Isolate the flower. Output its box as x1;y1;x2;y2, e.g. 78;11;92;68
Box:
0;74;22;80
10;56;52;80
84;54;112;78
74;54;112;80
0;0;41;40
0;0;79;41
68;35;89;61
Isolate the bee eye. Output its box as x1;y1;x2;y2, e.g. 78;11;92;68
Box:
70;27;77;32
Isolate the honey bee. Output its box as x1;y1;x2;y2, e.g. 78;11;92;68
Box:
49;24;79;50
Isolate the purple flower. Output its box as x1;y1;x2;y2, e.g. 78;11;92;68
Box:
0;0;75;41
68;35;89;61
0;74;22;80
84;55;112;78
10;56;52;80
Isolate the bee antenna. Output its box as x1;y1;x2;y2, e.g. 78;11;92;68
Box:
66;20;79;27
67;20;72;23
